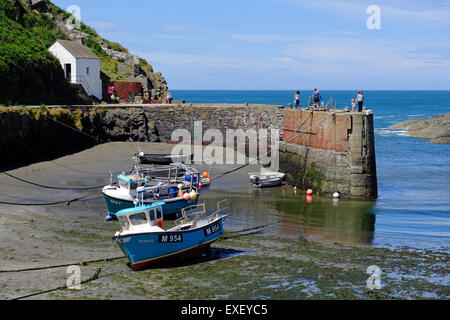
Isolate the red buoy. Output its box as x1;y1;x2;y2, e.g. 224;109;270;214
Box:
306;189;314;196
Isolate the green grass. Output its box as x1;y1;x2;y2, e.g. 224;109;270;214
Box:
0;0;155;105
0;0;78;105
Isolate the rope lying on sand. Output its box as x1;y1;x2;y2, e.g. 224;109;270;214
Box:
1;171;105;191
10;232;122;300
0;194;92;206
5;130;118;175
0;256;125;274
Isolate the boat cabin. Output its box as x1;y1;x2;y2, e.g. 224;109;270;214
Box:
117;173;182;199
116;201;165;232
117;174;147;194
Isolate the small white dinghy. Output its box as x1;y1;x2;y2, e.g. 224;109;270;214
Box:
249;172;287;188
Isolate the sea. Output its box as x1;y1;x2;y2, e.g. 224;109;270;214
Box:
172;90;450;251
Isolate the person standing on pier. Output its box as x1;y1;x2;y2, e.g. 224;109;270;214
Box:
356;91;365;112
166;92;174;104
294;91;301;107
311;88;323;109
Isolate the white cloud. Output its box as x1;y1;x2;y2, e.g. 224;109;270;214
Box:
276;0;450;25
230;32;450;72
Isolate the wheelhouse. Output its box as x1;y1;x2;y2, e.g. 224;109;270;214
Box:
116;202;165;231
117;174;147;195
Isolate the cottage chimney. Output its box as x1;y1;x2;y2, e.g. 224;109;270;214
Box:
75;37;84;46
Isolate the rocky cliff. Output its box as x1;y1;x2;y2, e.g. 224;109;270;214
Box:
388;113;450;144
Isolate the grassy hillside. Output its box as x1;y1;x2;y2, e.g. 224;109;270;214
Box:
45;1;133;82
0;0;81;105
0;0;167;105
45;1;165;96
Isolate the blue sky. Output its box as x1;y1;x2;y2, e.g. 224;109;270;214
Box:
52;0;450;90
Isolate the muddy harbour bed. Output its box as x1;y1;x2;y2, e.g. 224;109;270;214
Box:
0;143;448;300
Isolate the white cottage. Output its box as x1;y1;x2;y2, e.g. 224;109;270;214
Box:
49;39;103;100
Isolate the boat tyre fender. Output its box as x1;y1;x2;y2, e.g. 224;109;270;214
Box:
154;219;165;230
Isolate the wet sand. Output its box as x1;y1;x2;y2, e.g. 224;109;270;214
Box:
0;142;448;300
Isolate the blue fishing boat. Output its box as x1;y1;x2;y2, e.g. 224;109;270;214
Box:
114;200;229;270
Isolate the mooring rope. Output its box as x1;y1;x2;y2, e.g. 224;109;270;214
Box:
41;113;102;144
5;131;120;175
218;224;271;241
10;232;123;300
212;111;328;180
1;171;105;191
0;256;124;274
0;194;91;206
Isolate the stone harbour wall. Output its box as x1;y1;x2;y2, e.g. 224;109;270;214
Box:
1;104;378;200
0;104;284;168
280;109;377;200
77;104;285;144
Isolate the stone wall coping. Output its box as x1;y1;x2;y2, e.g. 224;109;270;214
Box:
12;103;284;110
9;105;372;115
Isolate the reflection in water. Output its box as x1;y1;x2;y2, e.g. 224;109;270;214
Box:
275;195;376;245
202;183;376;246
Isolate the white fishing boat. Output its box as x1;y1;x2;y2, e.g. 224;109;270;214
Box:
103;155;211;221
249;172;286;188
102;172;199;221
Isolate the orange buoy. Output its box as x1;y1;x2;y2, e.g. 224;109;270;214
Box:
306;189;314;196
178;191;184;198
203;172;209;178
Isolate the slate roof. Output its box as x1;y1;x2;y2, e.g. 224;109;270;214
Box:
54;40;100;60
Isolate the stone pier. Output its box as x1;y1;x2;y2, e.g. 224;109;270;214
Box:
280;109;377;200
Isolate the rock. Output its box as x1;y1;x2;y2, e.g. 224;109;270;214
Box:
388;113;450;144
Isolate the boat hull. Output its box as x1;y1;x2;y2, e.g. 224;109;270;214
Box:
103;192;199;221
138;154;193;165
116;218;225;271
251;178;283;188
